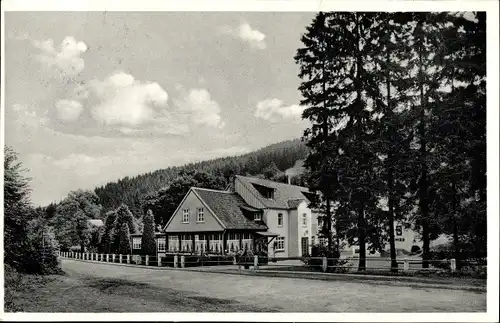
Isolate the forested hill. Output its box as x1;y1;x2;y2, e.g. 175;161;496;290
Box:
94;138;309;218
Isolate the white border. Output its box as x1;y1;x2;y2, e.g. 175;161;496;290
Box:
1;0;499;322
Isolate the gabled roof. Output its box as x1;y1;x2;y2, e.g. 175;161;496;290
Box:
235;175;311;209
87;219;104;227
192;187;267;230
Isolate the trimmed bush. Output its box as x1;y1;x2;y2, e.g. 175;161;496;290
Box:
117;223;132;255
141;210;156;256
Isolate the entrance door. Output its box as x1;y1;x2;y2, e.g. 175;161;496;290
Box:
301;237;309;256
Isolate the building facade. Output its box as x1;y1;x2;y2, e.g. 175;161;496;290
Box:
227;175;320;258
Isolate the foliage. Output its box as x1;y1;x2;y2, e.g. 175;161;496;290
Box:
50;189;102;252
23;218;62;274
118;223;132;255
141;209;157;255
295;12;486;270
4;146;61;275
111;204;137;252
4;147;32;271
99;210;117;253
302;244;350;273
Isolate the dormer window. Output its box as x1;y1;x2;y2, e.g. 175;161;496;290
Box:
254;212;262;221
252;183;275;199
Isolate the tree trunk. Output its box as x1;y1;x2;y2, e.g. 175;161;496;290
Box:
385;47;398;272
451;181;460;268
388;163;398;272
417;20;430;269
325;198;333;252
358;205;366;271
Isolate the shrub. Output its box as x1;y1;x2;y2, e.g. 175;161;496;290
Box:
118;223;132;255
23;219;62;275
302;244;349;273
132;255;142;265
141;210;156;256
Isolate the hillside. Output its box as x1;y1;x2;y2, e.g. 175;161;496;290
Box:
94;138;309;217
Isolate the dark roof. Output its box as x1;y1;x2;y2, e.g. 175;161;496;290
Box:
193;187;267;230
235;175;311;209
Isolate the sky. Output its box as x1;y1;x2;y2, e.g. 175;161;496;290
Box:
4;11;316;206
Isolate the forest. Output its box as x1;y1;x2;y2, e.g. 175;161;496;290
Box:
296;12;486;271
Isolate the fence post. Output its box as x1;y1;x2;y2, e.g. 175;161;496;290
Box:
145;255;149;266
158;256;162;267
233;256;237;265
254;255;259;270
322;256;327;272
106;254;109;262
127;254;130;264
119;254;122;264
181;255;185;268
112;254;116;263
451;258;457;273
404;258;409;271
174;255;178;268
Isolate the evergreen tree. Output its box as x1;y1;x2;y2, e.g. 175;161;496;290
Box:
100;210;117;253
118;223;132;255
111;204;137;253
294;12;338;252
141;209;157;255
430;12;486;264
4;146;32;271
369;12;417;271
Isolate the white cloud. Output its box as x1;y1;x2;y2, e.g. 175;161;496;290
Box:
221;22;267;50
8;31;30;41
175;88;225;129
254;98;306;122
10;103;50;130
88;71;169;127
33;36;87;78
55;99;84;122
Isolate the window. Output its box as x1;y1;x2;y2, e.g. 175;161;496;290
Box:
132;237;141;250
182;209;190;223
277;213;283;227
275;236;285;251
396;225;403;236
197;208;205;222
157;237;166;252
302;213;307;227
252;183;274;199
254;212;262;221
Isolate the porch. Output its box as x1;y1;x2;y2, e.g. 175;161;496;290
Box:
163;230;277;256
